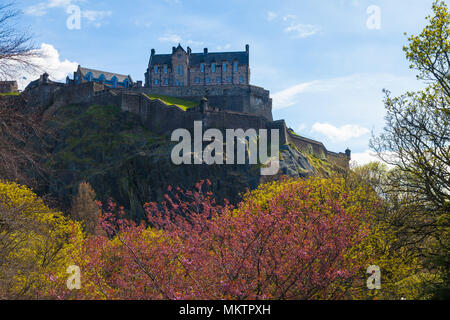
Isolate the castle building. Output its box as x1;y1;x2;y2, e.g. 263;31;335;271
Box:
68;65;134;89
145;44;250;88
0;80;18;93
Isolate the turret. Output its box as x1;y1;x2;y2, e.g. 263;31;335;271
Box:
345;148;351;159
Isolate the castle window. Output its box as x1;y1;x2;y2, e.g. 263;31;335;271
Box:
234;61;238;72
239;76;244;83
154;79;159;85
223;63;227;72
164;78;169;85
212;63;216;73
164;65;168;74
177;65;183;75
195;77;200;84
217;77;221;83
154;66;158;74
175;80;179;86
200;63;205;73
206;77;210;83
227;76;232;83
180;81;184;87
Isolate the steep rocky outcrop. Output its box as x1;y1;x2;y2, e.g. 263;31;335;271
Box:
42;104;326;220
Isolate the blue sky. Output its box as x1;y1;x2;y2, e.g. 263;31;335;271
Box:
17;0;437;164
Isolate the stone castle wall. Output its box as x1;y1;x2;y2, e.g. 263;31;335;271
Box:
134;84;273;121
22;81;350;169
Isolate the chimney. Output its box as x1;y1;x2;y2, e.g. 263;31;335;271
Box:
245;44;249;54
172;46;176;53
345;148;351;159
151;49;155;56
200;97;209;113
41;72;49;84
187;46;191;54
204;48;208;54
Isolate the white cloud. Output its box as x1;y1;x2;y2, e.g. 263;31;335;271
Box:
311;122;370;142
25;0;77;16
25;0;110;27
18;43;78;90
158;34;182;43
186;39;204;46
271;73;421;110
350;150;380;166
216;43;231;50
267;11;277;21
282;14;297;22
284;23;321;38
158;34;203;47
272;80;319;109
82;10;112;22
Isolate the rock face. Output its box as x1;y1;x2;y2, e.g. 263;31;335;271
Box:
43;104;323;220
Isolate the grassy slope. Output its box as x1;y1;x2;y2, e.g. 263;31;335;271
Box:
146;94;198;111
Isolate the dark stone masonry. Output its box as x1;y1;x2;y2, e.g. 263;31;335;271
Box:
5;44;351;169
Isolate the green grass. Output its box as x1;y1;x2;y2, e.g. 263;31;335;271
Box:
288;128;302;137
0;92;19;96
146;94;198;111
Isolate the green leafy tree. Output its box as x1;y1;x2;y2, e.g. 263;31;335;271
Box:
371;0;449;299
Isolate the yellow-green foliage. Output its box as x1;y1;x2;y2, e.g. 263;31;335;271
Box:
146;94;198;111
237;177;424;300
0;181;84;299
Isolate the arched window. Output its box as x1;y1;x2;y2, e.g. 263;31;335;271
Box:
85;72;93;82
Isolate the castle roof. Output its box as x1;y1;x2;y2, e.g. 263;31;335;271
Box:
149;49;249;66
78;66;133;83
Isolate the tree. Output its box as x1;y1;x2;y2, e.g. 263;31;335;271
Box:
0;99;49;187
370;0;449;299
58;178;396;300
0;180;84;299
0;2;47;187
0;2;40;80
71;182;101;235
